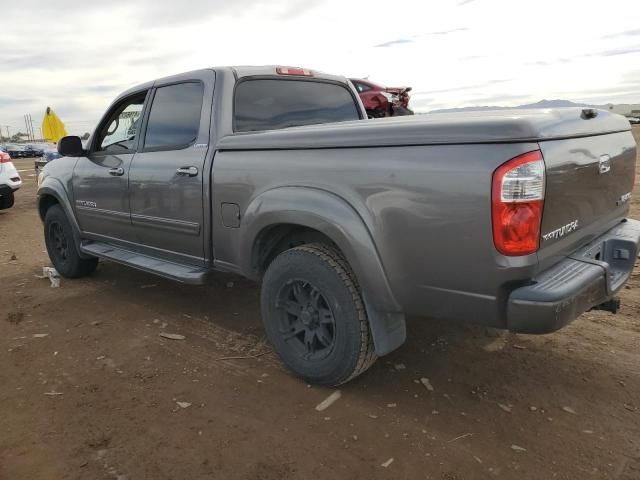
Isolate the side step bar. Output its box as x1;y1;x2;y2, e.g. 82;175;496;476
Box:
80;241;208;285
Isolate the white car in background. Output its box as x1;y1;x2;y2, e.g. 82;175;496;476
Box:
0;151;22;210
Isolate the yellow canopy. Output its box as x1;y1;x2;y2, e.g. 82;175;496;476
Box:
41;107;68;143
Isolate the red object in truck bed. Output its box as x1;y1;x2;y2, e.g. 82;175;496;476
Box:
350;78;412;117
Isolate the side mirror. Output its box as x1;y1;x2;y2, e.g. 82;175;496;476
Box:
57;136;84;157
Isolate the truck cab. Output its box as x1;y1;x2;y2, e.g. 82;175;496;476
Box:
44;67;364;268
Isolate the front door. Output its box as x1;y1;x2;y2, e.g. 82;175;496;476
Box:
128;73;213;266
73;91;148;244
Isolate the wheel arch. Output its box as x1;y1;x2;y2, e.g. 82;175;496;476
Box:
241;187;406;356
38;179;90;258
38;192;60;221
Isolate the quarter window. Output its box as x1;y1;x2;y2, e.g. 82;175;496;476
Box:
144;82;204;149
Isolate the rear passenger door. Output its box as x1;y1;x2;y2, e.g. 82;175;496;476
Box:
128;71;214;266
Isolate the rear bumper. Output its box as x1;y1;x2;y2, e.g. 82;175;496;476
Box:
1;176;22;190
507;219;640;333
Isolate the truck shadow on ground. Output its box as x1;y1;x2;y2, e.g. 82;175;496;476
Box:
90;259;630;418
8;258;637;479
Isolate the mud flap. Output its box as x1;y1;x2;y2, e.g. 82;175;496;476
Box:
363;295;406;356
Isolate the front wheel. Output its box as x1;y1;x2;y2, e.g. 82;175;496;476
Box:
0;190;14;210
261;243;377;385
44;204;98;278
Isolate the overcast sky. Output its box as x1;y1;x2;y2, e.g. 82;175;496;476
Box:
2;0;639;136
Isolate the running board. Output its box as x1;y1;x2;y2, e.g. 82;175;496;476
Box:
80;241;208;285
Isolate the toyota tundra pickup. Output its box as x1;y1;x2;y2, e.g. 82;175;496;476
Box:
37;66;639;385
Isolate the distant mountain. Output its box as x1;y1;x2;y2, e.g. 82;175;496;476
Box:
518;99;592;109
429;99;599;114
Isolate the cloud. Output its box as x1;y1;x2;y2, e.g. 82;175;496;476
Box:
601;28;640;39
457;0;477;5
594;45;640;57
0;97;32;108
83;85;124;94
412;79;509;96
374;28;467;48
2;0;320;24
2;53;72;70
529;58;572;66
557;80;640;97
429;28;468;35
467;93;532;105
374;39;413;48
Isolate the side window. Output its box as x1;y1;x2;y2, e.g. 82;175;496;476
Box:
96;92;146;152
144;82;204;149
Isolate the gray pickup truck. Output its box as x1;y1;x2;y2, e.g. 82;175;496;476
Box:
37;66;639;385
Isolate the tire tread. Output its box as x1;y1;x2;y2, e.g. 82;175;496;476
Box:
291;243;377;384
44;205;98;278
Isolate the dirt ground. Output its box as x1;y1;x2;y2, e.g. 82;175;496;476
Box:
1;128;639;480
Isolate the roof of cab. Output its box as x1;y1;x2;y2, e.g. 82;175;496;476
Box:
229;65;349;84
114;66;351;104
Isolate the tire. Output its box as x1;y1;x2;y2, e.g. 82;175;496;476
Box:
261;243;377;385
44;204;98;278
0;190;14;210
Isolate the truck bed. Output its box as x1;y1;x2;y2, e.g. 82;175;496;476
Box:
214;107;636;329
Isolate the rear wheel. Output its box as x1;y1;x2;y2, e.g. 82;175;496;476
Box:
44;205;98;278
261;243;377;385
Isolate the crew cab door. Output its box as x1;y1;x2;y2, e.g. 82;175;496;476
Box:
128;71;214;266
73;90;149;243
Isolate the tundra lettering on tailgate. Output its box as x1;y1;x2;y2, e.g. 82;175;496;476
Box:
617;192;632;206
542;220;579;241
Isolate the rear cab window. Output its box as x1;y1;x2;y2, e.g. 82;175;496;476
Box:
234;79;361;132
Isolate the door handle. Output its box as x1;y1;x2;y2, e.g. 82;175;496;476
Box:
108;167;124;176
176;166;199;177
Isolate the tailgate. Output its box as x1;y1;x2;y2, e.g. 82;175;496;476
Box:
537;130;637;269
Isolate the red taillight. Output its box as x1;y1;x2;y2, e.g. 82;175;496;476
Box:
492;150;545;256
276;66;314;77
0;152;11;163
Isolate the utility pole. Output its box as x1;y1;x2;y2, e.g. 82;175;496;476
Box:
30;115;36;141
24;114;36;142
29;115;35;141
28;114;34;141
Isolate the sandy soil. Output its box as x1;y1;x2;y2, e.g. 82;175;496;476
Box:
1;127;639;480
